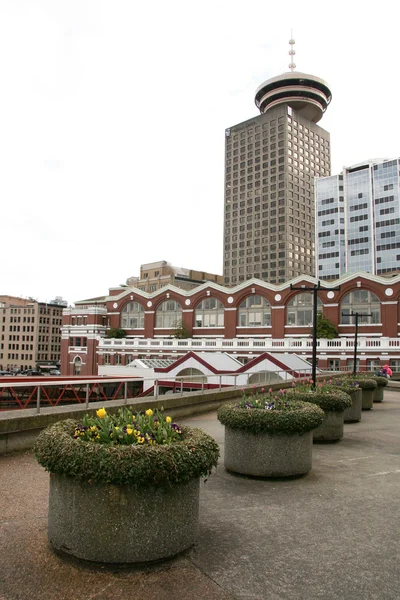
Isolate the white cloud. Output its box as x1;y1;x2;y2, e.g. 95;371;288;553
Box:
1;0;399;303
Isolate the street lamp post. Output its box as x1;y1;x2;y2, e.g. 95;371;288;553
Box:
290;281;341;389
341;311;372;375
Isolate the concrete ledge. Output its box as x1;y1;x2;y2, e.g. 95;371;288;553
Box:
0;387;246;454
2;376;396;455
387;380;400;390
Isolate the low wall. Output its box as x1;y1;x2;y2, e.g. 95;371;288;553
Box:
387;380;400;390
0;387;246;455
1;374;383;455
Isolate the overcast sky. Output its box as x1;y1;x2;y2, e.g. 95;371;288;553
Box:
1;0;399;305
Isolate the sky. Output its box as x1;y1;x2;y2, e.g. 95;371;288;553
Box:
1;0;400;305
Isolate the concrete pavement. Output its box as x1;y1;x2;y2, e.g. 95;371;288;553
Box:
1;392;400;600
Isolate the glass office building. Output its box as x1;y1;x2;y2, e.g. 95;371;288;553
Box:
316;158;400;279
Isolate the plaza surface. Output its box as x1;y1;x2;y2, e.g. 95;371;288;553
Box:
1;392;400;600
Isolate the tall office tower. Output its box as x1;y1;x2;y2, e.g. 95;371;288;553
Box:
223;39;332;285
316;158;400;280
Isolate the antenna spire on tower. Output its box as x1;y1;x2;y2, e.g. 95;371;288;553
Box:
288;29;296;71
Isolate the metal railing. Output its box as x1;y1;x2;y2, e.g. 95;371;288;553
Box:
96;336;400;354
0;368;317;415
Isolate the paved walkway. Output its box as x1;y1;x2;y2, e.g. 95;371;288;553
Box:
1;392;400;600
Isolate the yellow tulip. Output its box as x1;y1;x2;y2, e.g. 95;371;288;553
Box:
126;428;133;435
96;408;107;419
166;416;172;423
145;409;153;417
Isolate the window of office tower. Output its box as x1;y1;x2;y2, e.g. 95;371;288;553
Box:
194;298;224;327
286;294;323;326
341;290;380;324
238;295;271;327
155;300;182;328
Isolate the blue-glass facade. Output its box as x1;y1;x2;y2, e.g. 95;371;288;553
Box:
316;159;400;279
373;159;400;275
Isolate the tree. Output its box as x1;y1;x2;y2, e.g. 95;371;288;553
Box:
106;328;127;339
171;320;190;339
316;313;338;339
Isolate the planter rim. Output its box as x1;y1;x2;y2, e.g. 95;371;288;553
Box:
34;419;219;488
286;389;352;412
217;401;324;435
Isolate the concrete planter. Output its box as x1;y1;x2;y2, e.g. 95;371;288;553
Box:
361;390;374;410
313;410;344;442
224;427;314;477
344;390;362;423
48;473;200;564
373;387;384;403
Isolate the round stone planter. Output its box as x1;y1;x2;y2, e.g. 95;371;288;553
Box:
313;410;344;442
48;473;200;564
344;390;362;423
373;386;384;403
224;427;314;477
361;390;374;410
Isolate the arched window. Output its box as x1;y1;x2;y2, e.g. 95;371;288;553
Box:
238;295;271;327
121;301;144;329
341;290;381;324
286;293;323;326
73;356;82;376
195;298;224;327
176;368;205;383
155;300;182;328
249;371;285;384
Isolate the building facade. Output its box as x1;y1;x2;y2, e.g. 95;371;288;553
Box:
223;68;332;286
0;295;63;372
316;158;400;280
61;272;400;376
126;260;223;293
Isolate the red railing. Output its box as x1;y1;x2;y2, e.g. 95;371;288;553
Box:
0;376;142;412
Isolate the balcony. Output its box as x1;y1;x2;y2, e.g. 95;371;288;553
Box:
97;336;400;355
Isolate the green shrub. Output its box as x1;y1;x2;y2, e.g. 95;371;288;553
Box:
347;377;377;391
34;419;219;488
286;389;352;412
217;401;324;435
373;376;388;388
360;374;388;388
327;379;360;396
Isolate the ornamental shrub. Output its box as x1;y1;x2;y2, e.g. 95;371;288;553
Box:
361;374;388;388
217;400;324;435
286;388;352;412
373;376;389;388
326;379;360;396
347;377;377;391
34;418;220;488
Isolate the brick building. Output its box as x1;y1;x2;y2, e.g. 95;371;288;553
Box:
0;295;63;372
61;272;400;376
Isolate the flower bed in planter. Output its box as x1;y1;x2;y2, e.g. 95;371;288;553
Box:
347;377;377;410
286;386;352;442
369;375;388;403
34;407;219;564
327;380;362;423
217;389;324;477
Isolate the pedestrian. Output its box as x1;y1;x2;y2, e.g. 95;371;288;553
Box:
384;364;392;378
